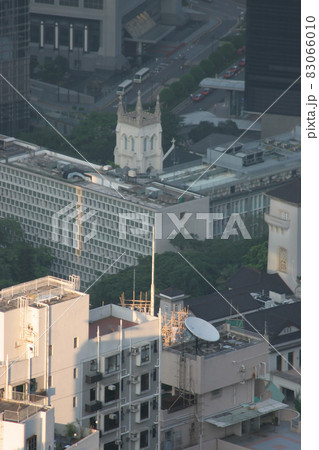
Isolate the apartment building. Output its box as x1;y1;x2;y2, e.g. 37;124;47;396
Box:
0;275;88;425
79;303;161;450
0;398;54;449
160;323;287;450
0;134;209;287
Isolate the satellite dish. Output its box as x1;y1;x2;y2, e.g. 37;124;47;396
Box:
185;317;220;342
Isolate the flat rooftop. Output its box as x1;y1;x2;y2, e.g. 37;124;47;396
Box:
0;398;48;422
161;129;301;193
0;135;201;208
168;325;262;358
0;276;81;313
89;316;136;339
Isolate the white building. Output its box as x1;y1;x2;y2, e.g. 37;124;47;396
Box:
265;178;301;295
79;303;161;450
0;398;54;450
160;323;287;450
114;93;163;174
0;134;209;287
0;275;88;425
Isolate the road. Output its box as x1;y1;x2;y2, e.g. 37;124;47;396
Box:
97;0;246;113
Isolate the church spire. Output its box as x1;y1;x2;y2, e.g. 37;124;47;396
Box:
155;94;161;120
118;95;124;117
136;90;143;117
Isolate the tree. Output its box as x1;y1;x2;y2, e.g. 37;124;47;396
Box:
293;391;301;414
242;240;268;271
180;74;197;93
220;42;236;62
161;108;181;151
189;66;205;83
170;81;185;100
200;59;214;77
159;88;177;108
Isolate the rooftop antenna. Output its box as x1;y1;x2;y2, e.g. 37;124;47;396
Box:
150;225;155;316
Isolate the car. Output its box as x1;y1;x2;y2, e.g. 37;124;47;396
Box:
223;71;233;79
239;58;246;67
230;65;239;73
193;93;204;101
201;88;213;96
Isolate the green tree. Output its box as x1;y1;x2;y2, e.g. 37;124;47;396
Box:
180;74;197;93
189;66;205;83
159;88;177;108
242;240;268;271
220;42;236;62
200;59;214;77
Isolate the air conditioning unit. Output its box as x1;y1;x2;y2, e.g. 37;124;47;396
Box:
131;347;139;356
240;364;246;372
27;343;35;358
130;404;139;413
108;384;116;391
115;440;122;446
109;413;117;420
130;376;138;384
130;433;139;441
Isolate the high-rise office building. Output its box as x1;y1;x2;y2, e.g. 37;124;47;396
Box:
245;0;301;134
0;0;30;135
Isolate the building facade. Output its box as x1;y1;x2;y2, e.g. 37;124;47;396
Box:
29;0;182;71
114;93;163;174
0;0;29;135
245;0;301;135
0;135;209;287
265;178;301;295
80;304;161;450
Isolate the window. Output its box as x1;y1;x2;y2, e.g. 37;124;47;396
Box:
48;376;52;387
153;340;158;353
141;344;150;364
84;0;103;8
278;247;288;273
105;383;119;403
280;210;289;220
140;401;149;421
141;373;149;392
276;355;282;371
153;369;157;382
105;354;120;374
299;349;301;368
26;435;37;450
48;345;53;356
73;368;78;379
124;135;127;150
90;359;97;371
90;388;96;402
151;136;154;150
103;442;118;450
144;138;147;152
288;352;294;368
90;416;97;429
104;412;119;431
73;396;77;407
60;0;79;6
74;337;79;348
140;430;149;448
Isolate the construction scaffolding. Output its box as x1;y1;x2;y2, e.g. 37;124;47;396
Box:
161;304;189;347
119;291;151;315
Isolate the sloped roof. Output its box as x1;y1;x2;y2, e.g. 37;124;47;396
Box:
187;290;261;322
225;266;293;295
160;287;185;299
266;177;301;205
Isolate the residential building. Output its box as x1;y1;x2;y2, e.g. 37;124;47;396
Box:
29;0;183;72
0;0;29;135
160;322;287;450
0;132;209;287
244;302;301;405
265;178;301;295
0;275;88;425
79;303;161;450
245;0;301;136
0;397;54;450
161;129;301;237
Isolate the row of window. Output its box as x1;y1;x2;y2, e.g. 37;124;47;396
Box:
123;135;156;152
34;0;103;9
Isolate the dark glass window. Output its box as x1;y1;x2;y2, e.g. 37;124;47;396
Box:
140;401;149;420
84;0;103;9
140;430;149;449
90;388;96;402
141;373;149;392
105;383;119;403
104;412;119;432
60;0;79;6
74;27;84;48
30;23;40;43
141;344;150;363
59;25;69;46
276;355;282;371
26;435;37;450
44;24;54;45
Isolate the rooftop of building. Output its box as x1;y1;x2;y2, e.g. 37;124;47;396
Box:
0;396;50;423
166;323;263;358
89;303;158;339
0;275;81;313
266;177;301;205
161;128;301;193
0;135;201;208
225;266;294;295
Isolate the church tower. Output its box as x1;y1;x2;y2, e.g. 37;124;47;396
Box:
114;91;163;174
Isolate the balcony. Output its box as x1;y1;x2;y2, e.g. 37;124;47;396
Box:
85;401;102;413
85;373;102;384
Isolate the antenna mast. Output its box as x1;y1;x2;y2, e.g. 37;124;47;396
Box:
150;225;155;316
